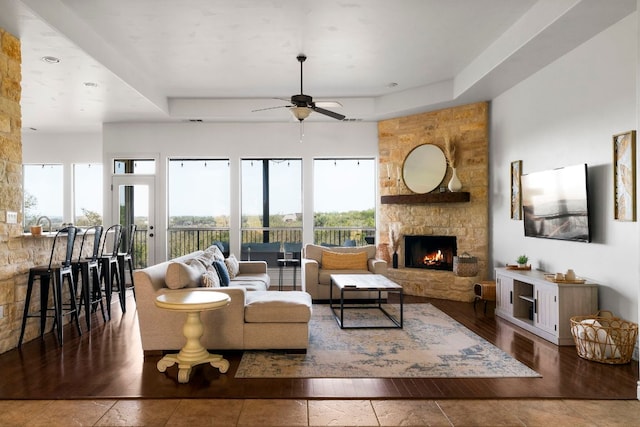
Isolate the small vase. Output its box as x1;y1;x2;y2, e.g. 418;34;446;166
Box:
392;252;399;269
448;167;462;192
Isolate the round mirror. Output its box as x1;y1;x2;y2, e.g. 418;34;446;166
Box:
402;144;447;193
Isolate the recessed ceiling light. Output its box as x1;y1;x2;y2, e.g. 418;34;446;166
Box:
84;82;98;87
41;56;60;64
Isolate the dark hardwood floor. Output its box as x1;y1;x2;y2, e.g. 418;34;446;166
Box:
0;293;637;400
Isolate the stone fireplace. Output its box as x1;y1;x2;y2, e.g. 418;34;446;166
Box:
378;102;489;302
404;235;456;271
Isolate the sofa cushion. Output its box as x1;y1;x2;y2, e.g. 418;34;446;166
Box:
244;291;312;323
229;281;267;292
321;250;368;270
165;260;207;289
213;260;231;286
225;254;240;278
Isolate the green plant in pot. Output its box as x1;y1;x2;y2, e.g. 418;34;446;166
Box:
516;255;528;268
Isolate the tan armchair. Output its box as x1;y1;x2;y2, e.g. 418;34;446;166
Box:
301;244;388;301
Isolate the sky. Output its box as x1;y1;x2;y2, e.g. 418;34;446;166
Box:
170;158;375;217
24;158;376;220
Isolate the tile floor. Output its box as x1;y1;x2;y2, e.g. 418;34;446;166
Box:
0;398;638;426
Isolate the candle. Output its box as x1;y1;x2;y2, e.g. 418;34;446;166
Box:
386;164;390;178
397;166;401;180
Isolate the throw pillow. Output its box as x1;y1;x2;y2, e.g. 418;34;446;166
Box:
213;259;231;286
204;244;225;262
225;253;240;279
321;250;368;270
165;260;206;289
201;270;221;288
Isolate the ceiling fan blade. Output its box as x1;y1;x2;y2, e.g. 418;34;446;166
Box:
251;105;291;112
311;106;346;120
315;101;343;108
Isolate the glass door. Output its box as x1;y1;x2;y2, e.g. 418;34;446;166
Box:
112;175;155;268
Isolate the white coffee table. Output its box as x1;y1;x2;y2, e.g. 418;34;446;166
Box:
330;274;403;329
155;290;230;383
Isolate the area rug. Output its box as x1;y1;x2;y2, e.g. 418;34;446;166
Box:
235;303;541;378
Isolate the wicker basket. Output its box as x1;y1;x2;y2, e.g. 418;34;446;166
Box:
570;311;638;364
453;252;478;277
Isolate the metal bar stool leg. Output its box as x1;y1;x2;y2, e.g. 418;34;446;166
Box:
18;271;36;347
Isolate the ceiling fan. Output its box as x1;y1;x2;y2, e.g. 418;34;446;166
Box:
253;54;346;122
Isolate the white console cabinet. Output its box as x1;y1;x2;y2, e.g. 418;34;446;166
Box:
495;268;598;345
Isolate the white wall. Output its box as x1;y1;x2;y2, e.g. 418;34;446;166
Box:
490;13;638;322
102;121;379;263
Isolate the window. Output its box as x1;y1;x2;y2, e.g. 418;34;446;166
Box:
313;158;375;246
23;164;63;229
167;159;230;257
73;163;103;225
114;159;156;174
241;159;302;263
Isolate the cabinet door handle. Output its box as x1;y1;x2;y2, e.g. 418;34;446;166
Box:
534;299;537;314
510;290;513;304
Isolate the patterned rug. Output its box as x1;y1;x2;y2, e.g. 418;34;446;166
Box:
235;303;541;378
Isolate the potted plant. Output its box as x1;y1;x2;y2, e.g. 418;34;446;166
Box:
516;255;528;268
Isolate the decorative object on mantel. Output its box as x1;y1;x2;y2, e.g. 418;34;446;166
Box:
444;136;462;192
402;144;447;194
515;254;528;268
389;224;401;269
613;130;636;221
453;252;478;277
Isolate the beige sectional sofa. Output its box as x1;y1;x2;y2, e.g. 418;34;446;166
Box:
134;251;312;354
301;244;388;301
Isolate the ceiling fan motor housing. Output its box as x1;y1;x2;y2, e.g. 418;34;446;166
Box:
291;94;313;107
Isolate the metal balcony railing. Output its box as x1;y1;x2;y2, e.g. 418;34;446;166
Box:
132;226;375;268
167;228;231;260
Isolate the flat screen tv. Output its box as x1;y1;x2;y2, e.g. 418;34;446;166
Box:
521;164;591;242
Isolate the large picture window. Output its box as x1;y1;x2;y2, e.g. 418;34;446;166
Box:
168;159;230;257
313;158;375;246
73;163;103;225
23;164;64;230
241;159;302;264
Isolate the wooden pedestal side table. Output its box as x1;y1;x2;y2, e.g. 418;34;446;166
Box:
155;290;231;383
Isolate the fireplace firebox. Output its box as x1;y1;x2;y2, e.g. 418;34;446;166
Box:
404;235;457;270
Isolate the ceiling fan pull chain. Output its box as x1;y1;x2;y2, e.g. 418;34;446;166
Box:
299;120;304;143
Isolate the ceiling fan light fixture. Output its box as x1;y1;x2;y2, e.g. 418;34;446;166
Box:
291;106;311;121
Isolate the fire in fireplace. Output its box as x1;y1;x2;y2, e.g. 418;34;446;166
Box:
404;235;457;270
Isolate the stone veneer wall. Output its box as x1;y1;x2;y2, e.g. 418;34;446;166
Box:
0;29;86;354
0;28;26;353
378;102;489;302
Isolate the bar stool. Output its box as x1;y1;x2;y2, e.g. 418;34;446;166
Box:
19;226;82;346
73;225;106;330
117;223;137;311
99;224;124;318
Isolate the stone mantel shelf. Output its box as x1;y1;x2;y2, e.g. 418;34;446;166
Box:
381;192;470;204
